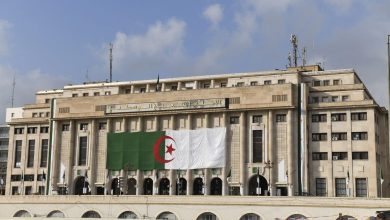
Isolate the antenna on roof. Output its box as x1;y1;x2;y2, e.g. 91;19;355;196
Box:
11;75;15;107
109;43;113;83
302;47;307;67
290;34;298;67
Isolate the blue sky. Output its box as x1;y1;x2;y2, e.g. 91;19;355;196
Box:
0;0;389;121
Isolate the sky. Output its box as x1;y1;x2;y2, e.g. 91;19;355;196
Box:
0;0;389;122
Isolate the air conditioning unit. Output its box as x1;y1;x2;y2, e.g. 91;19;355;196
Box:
333;156;339;160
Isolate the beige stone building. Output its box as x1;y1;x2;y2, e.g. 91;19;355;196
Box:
4;65;389;205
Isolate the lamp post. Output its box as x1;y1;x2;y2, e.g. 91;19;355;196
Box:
265;160;273;196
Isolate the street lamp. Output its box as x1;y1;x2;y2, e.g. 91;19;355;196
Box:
265;160;273;196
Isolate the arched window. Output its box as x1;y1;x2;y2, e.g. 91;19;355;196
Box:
197;212;219;220
118;211;138;219
248;175;268;196
210;177;222;195
193;177;204;195
74;176;90;195
111;178;120;195
158;178;170;195
286;214;307;220
13;210;31;217
156;211;178;220
240;213;262;220
82;211;101;218
127;178;137;195
47;210;65;218
176;178;187;195
143;178;153;195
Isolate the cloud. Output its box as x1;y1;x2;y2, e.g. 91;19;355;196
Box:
203;4;223;27
0;19;11;57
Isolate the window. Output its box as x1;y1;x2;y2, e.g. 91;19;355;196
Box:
11;187;19;195
316;178;326;196
80;123;88;131
203;83;210;88
321;96;329;103
331;96;339;102
278;79;285;84
313;80;321;86
250;81;258;86
355;178;367;197
252;115;262;123
45;98;50;104
331;113;346;121
62;124;70;131
276;114;286;122
252;130;263;163
264;80;271;85
14;140;22;168
14;128;24;134
40;139;48;167
78;136;88;166
352;132;368;140
332;152;348;160
351;112;367;121
27;140;35;167
82;93;89;97
312;114;327;122
24;174;34;181
25;186;32;195
333;79;340;85
140;88;146;93
220;82;227;87
312;152;328;160
230;116;239;124
38;186;45;195
46;112;50;117
331;132;347;141
104;91;111;95
335;178;346;197
352;152;368;160
311;97;319;103
94;92;100;96
272;95;288;102
236;82;244;87
323;80;330;86
312;133;327;141
40;127;49;133
342;95;349;101
39;112;45;117
72;93;78;97
32;113;38;118
98;122;107;130
11;175;22;181
27;127;37;134
171;85;178;91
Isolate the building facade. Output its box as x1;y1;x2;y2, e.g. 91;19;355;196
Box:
0;125;9;195
5;65;389;199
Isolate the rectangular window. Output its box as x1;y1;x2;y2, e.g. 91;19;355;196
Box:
32;113;38;118
40;139;48;167
140;88;146;93
264;80;271;85
332;152;348;160
40;127;49;133
331;132;347;141
25;186;32;195
252;130;263;163
59;107;70;113
78;136;88;166
62;124;70;131
352;152;368;160
38;186;45;195
99;122;107;130
312;152;328;160
27;140;35;167
333;79;340;85
220;82;227;87
355;178;367;197
331;113;347;121
14;140;22;168
312;97;319;103
323;80;330;86
278;79;285;84
316;178;326;196
331;96;339;102
312;133;327;141
236;82;244;87
104;91;111;95
335;178;346;197
11;186;19;195
351;112;367;121
94;92;100;96
250;81;258;86
252;115;262;123
72;93;78;97
14;128;24;134
203;83;210;89
321;96;329;103
352;132;368;140
45;98;50;104
312;114;327;122
342;95;349;101
82;93;89;97
230;116;239;124
276;114;286;122
80;123;88;131
11;175;22;181
313;80;321;86
27;127;37;134
171;85;178;91
24;174;34;181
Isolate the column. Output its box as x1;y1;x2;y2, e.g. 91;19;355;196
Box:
67;120;75;195
221;113;228;196
105;119;112;195
287;110;294;196
50;121;61;195
146;84;150;92
153;116;159;195
210;79;215;88
239;112;246;195
268;111;275;196
136;116;142;195
130;85;134;94
161;83;166;92
186;114;193;195
169;115;176;195
204;113;210;195
89;120;97;195
5;126;14;195
177;82;182;90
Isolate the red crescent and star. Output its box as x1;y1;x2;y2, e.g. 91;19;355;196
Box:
153;135;176;164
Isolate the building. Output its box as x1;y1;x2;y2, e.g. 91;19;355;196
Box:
4;65;389;200
0;125;9;195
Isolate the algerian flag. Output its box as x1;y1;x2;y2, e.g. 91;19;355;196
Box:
107;127;226;170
